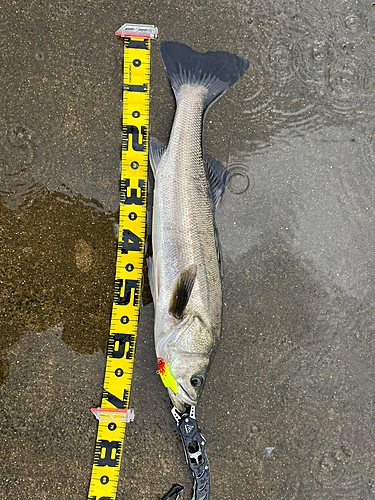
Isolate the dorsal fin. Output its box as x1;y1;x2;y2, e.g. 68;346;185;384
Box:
168;264;197;319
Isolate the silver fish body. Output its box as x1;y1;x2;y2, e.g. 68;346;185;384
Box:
149;42;249;411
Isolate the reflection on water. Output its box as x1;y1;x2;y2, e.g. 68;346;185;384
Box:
0;192;116;379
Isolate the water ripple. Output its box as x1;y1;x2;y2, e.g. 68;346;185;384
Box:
0;122;42;208
237;0;375;152
242;89;323;151
326;53;375;119
264;38;297;83
295;38;333;92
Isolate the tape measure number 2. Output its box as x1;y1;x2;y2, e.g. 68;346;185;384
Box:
87;23;158;500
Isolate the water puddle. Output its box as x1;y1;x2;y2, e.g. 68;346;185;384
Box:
0;192;116;385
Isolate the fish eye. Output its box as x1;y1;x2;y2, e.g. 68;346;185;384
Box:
190;374;204;387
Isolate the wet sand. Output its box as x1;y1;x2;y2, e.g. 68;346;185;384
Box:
1;0;375;498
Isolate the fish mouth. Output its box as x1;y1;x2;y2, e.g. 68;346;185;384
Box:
168;382;196;411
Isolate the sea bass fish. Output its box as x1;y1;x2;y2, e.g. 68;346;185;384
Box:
149;42;249;412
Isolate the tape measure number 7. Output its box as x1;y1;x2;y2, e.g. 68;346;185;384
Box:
87;23;157;500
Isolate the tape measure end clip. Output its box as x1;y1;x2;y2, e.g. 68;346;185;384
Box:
115;23;158;39
90;407;135;423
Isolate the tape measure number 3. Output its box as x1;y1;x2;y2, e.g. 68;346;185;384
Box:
87;23;158;500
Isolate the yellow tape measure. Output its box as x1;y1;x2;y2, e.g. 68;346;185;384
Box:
87;23;157;500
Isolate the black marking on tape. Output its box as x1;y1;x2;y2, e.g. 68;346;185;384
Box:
120;178;146;205
103;389;129;409
114;279;140;306
124;38;149;49
122;125;147;152
133;59;141;67
120;229;142;254
124;83;147;92
88;496;113;500
107;333;135;359
108;423;117;431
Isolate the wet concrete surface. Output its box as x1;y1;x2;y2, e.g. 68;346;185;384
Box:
1;0;375;499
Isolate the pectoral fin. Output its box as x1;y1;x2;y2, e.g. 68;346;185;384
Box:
168;264;197;319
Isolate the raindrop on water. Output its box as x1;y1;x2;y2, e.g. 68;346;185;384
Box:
227;165;253;195
326;54;374;120
312;46;325;61
265;39;296;83
7;123;32;148
57;2;68;15
345;15;360;31
311;445;350;486
295;38;332;91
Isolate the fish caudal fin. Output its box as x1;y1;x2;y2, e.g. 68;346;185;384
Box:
160;41;249;108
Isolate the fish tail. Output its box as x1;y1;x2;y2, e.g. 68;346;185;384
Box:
159;41;249;108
